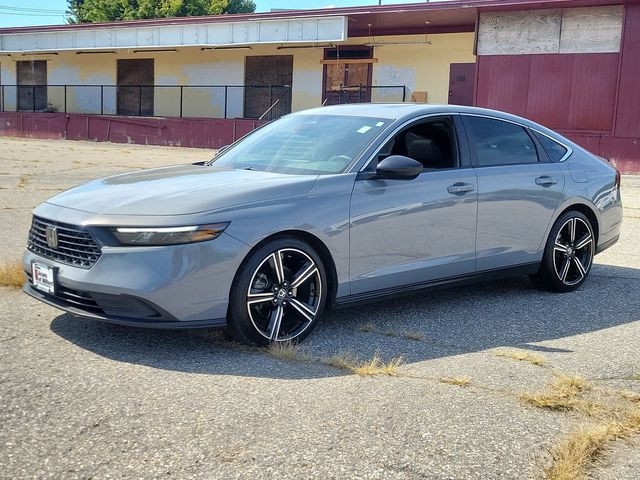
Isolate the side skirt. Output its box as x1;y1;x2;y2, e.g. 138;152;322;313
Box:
332;262;540;309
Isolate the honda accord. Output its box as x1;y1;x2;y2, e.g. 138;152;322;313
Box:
23;104;622;345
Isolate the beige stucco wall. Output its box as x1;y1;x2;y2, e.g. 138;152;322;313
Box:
0;31;475;117
363;33;476;104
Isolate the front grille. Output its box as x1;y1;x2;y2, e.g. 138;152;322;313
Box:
27;217;102;268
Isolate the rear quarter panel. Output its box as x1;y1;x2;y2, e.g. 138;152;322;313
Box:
549;150;621;250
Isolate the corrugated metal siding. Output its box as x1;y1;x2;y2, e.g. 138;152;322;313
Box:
615;4;640;139
475;55;529;116
567;53;618;131
476;53;619;132
526;54;571;129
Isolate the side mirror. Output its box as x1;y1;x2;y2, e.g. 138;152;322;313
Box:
376;155;423;180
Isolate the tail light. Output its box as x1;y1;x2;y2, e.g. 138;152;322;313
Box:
615;169;621;191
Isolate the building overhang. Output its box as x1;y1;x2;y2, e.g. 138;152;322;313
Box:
0;0;633;54
0;15;347;53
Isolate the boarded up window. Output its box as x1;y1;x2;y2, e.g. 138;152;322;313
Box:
322;47;373;105
117;59;154;116
244;55;293;119
17;61;47;112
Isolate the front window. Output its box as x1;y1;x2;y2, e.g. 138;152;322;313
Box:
210;114;388;175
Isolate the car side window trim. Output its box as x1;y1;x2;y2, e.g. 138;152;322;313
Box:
460;113;573;164
530;129;573;163
354;113;468;174
461;114;544;168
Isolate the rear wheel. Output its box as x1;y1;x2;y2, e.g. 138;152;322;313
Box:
530;211;595;292
227;237;327;345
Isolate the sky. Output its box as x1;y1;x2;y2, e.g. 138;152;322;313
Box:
0;0;429;28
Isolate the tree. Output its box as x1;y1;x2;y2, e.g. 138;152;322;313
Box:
67;0;256;23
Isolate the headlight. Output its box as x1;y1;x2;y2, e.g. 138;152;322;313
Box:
112;223;229;246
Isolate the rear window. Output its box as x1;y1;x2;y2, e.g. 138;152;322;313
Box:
534;131;568;162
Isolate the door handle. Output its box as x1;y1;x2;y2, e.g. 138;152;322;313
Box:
535;175;558;187
447;182;475;195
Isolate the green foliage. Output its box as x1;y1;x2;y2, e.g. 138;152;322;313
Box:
67;0;256;23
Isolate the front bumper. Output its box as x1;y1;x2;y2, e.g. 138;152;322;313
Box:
23;221;250;328
23;283;227;328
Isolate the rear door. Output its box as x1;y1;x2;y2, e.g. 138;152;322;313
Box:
461;115;565;271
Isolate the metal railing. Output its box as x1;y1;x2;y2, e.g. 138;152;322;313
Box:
0;83;410;119
323;85;408;105
0;84;293;120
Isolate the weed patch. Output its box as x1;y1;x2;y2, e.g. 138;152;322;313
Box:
0;262;25;288
496;348;546;366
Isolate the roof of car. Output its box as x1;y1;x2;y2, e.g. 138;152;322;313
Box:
296;103;554;134
298;103;521;122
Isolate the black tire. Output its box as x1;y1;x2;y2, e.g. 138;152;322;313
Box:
227;237;327;346
530;210;595;292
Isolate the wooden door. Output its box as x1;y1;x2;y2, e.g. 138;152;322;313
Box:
117;59;154;116
448;63;476;106
17;61;47;112
244;55;293;119
323;61;372;105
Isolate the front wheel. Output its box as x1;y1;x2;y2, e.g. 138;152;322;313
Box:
227;237;327;345
530;211;595;292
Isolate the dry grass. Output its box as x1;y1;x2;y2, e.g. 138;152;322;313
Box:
17;175;28;188
520;375;590;412
322;353;404;377
545;409;640;480
403;331;426;342
440;376;471;387
0;262;25;288
545;424;623;480
495;348;546;366
629;372;640;381
383;330;399;337
267;341;313;362
616;389;640;403
356;323;376;333
521;374;640;479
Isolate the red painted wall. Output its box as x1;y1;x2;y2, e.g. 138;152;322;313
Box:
0;112;263;149
475;4;640;173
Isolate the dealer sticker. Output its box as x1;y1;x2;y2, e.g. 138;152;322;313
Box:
32;262;55;294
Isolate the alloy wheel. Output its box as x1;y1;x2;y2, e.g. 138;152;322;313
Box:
246;248;322;342
552;217;594;286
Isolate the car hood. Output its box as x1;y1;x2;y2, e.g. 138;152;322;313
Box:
46;165;318;216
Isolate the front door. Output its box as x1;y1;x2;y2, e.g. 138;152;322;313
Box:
349;116;477;294
448;63;475;106
17;61;47;112
244;55;293;119
461;115;565;271
117;59;154;116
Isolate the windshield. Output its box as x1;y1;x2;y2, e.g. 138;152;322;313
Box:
210;114;389;175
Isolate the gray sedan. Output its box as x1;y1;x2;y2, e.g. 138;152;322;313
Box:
23;104;622;345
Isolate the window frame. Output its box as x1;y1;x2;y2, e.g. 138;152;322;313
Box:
357;114;469;175
461;114;545;168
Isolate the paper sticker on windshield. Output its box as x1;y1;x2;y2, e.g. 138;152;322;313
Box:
375;122;385;127
357;126;372;134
